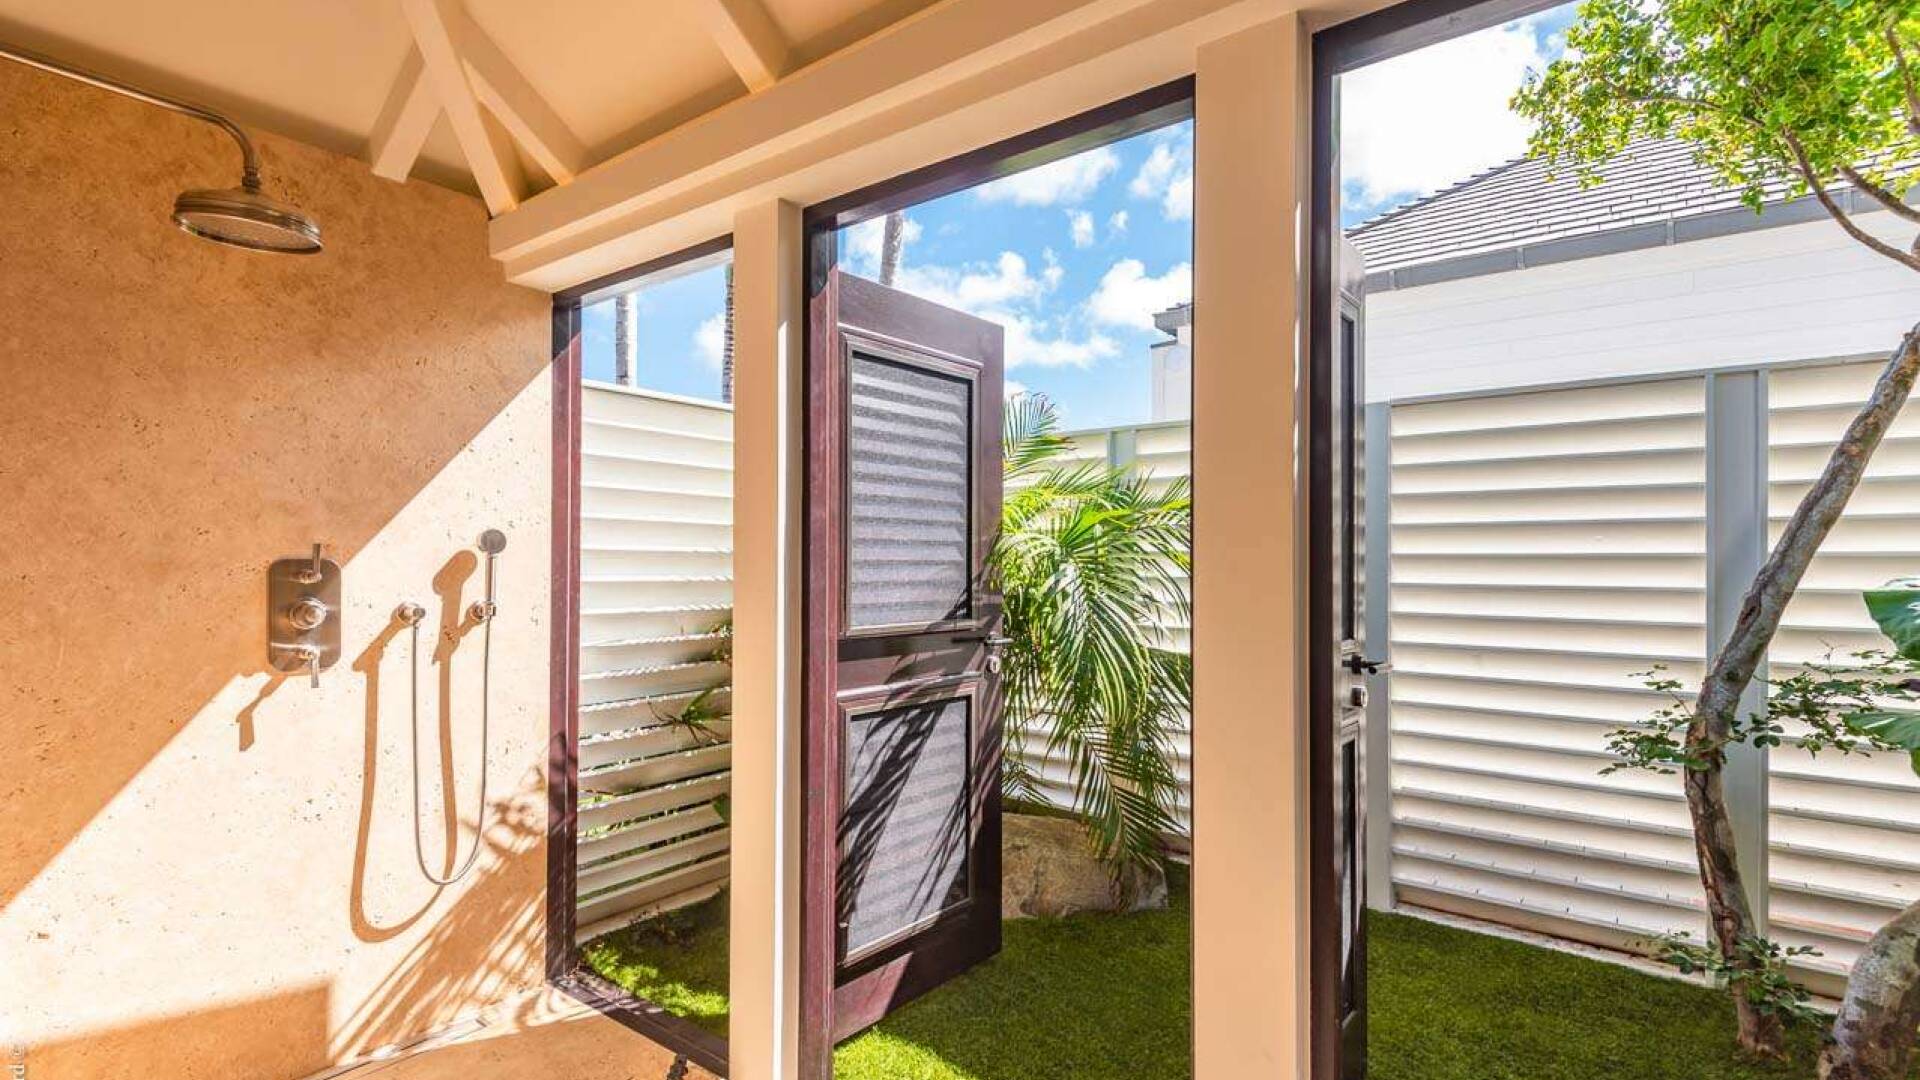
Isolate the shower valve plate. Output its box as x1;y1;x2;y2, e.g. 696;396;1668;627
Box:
267;555;342;675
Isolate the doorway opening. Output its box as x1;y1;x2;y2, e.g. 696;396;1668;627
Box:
1313;2;1920;1078
550;238;737;1075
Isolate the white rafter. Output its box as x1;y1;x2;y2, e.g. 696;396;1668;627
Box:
367;47;440;182
399;0;524;214
451;8;587;184
686;0;790;92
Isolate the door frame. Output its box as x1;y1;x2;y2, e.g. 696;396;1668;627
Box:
797;79;1196;1080
547;235;736;1078
1306;2;1571;1077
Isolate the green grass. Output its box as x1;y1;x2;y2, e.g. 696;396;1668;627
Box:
1369;913;1831;1080
584;869;1843;1079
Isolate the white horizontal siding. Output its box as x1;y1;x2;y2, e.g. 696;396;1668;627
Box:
575;382;733;942
1367;214;1920;404
1384;377;1711;954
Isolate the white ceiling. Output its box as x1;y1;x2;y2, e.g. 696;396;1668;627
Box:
0;0;938;197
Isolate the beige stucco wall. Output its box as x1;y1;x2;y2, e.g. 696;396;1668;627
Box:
0;59;554;1080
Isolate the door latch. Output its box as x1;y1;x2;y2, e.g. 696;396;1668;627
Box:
1342;655;1390;676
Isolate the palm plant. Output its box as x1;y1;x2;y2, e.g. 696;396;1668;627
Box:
991;394;1191;875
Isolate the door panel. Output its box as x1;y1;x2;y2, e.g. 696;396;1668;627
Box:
1324;247;1372;1080
805;268;1006;1064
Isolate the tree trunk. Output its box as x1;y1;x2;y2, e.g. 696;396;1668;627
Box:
1823;900;1920;1080
1685;324;1920;1056
613;291;635;386
880;212;904;286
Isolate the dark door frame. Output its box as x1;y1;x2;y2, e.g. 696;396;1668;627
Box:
547;235;736;1078
1307;2;1571;1078
798;78;1195;1080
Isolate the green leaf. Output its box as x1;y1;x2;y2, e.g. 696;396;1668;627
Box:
1841;708;1920;776
1864;578;1920;660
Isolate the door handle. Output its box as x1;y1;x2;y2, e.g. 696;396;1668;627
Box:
1343;655;1390;676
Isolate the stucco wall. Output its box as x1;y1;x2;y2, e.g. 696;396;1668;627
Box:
0;60;554;1079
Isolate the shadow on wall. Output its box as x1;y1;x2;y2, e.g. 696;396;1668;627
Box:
339;769;549;1055
0;56;553;1078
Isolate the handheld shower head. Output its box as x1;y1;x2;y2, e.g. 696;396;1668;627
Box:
469;529;508;624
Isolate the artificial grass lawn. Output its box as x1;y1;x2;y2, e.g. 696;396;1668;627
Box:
585;871;1838;1080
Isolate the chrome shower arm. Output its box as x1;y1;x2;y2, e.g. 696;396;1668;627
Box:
0;42;263;188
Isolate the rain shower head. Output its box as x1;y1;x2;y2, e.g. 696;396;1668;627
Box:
478;529;508;555
173;184;322;254
2;41;322;255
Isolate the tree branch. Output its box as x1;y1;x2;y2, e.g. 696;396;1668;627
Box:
1786;133;1920;274
1839;165;1920;224
1887;25;1920;137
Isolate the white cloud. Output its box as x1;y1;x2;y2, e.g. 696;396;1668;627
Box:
1107;209;1129;235
1067;210;1095;248
1089;259;1191;331
694;312;725;369
895;251;1048;311
976;146;1119;206
1005;379;1029;401
1128;141;1193;221
1339;16;1550;210
893;252;1115;369
997;313;1118;369
842;213;922;277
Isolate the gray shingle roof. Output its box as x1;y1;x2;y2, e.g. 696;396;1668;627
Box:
1344;137;1817;275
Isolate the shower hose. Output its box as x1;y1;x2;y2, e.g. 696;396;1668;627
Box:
406;595;495;886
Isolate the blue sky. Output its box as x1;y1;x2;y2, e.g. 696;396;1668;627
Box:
579;2;1578;428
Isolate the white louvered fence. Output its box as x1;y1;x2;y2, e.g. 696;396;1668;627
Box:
575;383;734;943
1380;358;1920;995
572;362;1919;989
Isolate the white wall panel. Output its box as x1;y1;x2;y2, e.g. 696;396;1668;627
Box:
1367;216;1920;404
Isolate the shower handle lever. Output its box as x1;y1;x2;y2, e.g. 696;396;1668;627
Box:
272;642;321;687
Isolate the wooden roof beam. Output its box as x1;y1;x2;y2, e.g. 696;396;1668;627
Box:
400;0;524;214
687;0;791;93
366;47;439;182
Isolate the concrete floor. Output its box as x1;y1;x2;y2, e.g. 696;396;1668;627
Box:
333;987;718;1080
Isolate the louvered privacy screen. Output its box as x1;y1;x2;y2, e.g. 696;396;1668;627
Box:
574;383;734;943
569;361;1915;982
847;352;973;630
840;696;974;957
1382;377;1712;960
1766;361;1920;986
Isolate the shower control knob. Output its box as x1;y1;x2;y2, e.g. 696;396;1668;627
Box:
286;596;330;632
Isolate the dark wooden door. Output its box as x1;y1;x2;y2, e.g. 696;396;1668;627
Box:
1330;270;1373;1080
802;268;1006;1070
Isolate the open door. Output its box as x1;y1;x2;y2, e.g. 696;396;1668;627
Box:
801;268;1006;1069
1319;240;1377;1080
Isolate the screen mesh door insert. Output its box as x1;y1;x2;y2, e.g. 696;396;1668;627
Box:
838;694;972;959
846;352;973;631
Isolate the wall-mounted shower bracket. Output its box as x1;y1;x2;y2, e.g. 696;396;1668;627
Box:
269;543;341;686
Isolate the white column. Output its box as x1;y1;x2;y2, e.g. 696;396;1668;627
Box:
1363;400;1395;911
728;198;805;1080
1191;12;1312;1080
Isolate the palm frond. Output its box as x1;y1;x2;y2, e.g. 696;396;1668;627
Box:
990;396;1191;876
